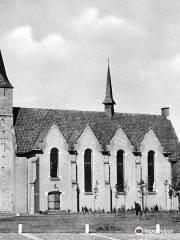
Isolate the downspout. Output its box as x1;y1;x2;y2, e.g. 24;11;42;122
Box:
27;157;28;213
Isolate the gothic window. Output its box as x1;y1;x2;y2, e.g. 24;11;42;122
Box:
50;148;59;178
148;150;155;192
117;150;124;192
84;149;92;192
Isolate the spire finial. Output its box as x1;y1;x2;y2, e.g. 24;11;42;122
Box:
103;59;116;118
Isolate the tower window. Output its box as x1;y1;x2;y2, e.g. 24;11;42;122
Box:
84;149;92;192
50;148;59;178
117;150;124;192
148;150;155;192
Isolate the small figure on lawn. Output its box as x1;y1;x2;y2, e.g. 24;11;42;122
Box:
113;207;116;213
134;202;142;216
154;204;158;213
84;205;88;213
82;206;87;213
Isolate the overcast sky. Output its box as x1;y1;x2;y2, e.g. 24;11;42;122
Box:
1;0;180;138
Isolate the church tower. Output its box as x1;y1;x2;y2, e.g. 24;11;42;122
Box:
0;51;14;211
103;60;116;118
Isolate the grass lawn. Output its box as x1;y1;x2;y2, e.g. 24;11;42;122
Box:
0;212;179;233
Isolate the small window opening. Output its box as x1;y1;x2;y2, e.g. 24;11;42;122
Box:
117;150;124;192
50;148;58;178
148;150;155;192
84;149;92;192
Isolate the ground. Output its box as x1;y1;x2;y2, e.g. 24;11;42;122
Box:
0;233;180;240
0;213;180;239
0;212;179;233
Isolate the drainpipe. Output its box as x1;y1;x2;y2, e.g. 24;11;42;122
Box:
27;157;28;213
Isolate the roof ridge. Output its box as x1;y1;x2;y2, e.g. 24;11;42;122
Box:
13;106;162;117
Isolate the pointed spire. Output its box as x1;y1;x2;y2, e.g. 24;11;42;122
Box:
0;50;13;88
103;59;116;105
103;59;115;118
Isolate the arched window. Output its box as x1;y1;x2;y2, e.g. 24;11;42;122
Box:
84;149;92;192
50;148;59;178
117;150;124;192
148;150;154;192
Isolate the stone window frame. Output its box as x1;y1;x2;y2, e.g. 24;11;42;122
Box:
50;147;59;180
84;148;92;193
116;149;124;192
147;150;155;192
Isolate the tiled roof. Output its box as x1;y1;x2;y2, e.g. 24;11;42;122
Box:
13;107;180;163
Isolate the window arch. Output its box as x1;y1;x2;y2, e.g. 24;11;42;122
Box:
84;149;92;192
148;150;154;192
50;148;59;178
117;150;124;192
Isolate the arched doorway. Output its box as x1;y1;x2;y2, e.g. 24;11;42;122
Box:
48;191;61;210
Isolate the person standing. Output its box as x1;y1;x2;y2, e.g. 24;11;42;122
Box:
134;202;142;215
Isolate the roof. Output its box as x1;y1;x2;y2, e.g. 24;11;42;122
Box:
0;51;13;88
13;107;180;162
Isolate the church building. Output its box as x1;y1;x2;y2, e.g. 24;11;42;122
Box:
0;51;180;213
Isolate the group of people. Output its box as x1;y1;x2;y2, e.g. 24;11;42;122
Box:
134;202;159;215
82;205;89;213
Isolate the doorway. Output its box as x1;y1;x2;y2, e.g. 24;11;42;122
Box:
48;191;61;210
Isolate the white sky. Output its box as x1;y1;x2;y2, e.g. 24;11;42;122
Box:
1;0;180;138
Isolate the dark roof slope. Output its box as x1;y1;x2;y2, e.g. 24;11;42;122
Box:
13;107;180;162
0;51;13;88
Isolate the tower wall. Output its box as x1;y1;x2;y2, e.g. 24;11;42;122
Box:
0;87;14;212
0;88;13;116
